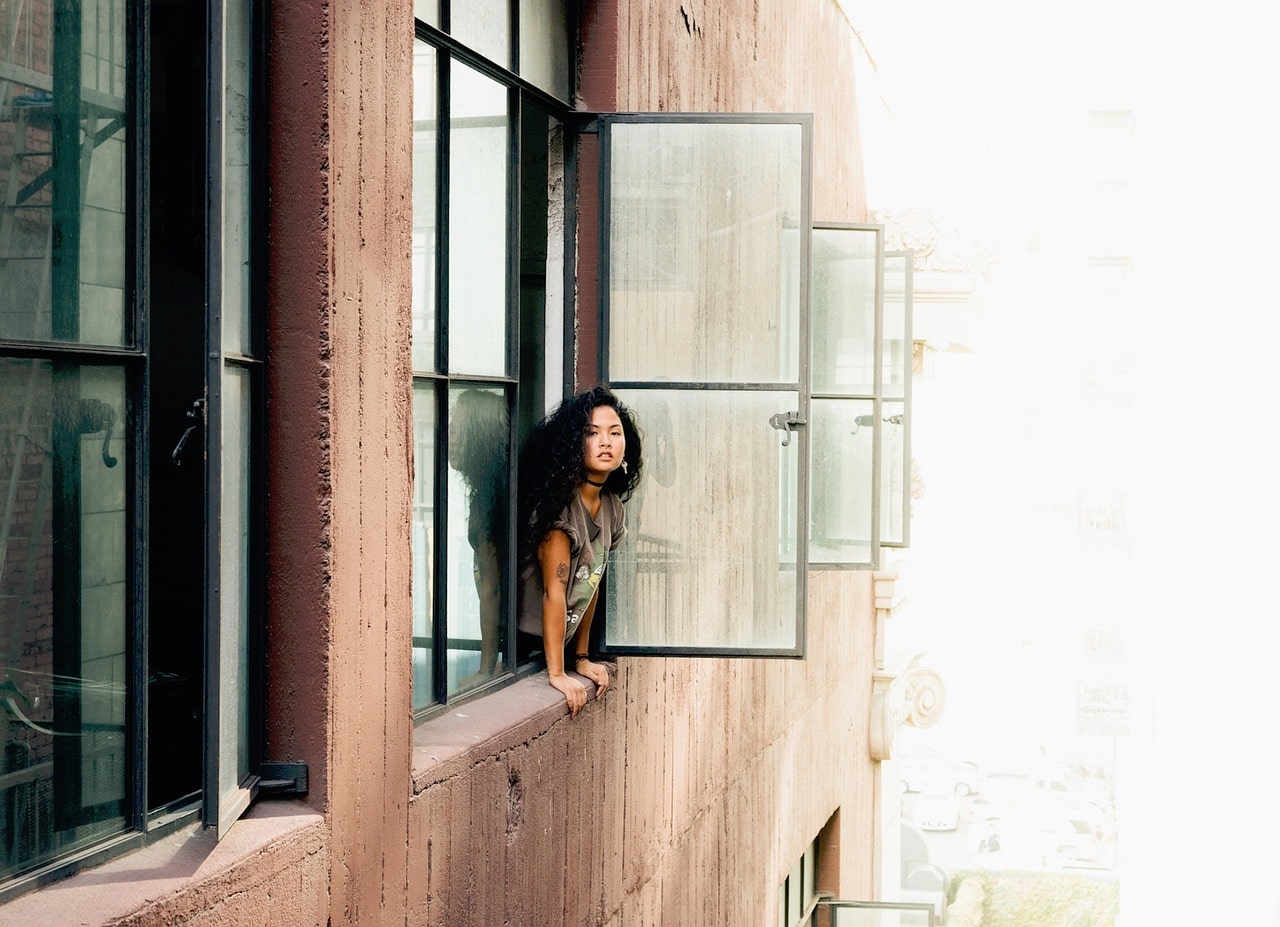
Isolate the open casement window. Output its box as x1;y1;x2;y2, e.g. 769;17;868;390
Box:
809;223;881;568
879;250;913;549
203;0;262;838
807;226;914;568
597;113;812;657
0;0;262;888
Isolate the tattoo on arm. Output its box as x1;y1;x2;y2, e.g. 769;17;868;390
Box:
556;562;569;582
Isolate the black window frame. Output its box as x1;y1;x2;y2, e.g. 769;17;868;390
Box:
411;5;581;719
0;0;268;900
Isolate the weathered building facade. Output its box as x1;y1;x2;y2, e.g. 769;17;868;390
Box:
0;1;917;924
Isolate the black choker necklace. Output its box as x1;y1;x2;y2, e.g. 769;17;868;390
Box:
585;476;607;487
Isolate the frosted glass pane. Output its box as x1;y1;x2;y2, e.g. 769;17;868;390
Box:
414;0;439;26
812;227;878;396
608;121;804;383
412;42;438;373
810;398;874;565
883;253;910;401
880;400;907;546
445;386;508;695
608;389;800;651
519;0;570;99
449;0;510;68
411;383;437;710
448;62;508;376
219;365;252;805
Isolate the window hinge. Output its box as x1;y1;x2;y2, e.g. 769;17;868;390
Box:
257;761;308;797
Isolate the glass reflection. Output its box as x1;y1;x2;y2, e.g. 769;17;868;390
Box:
446;387;509;693
609;389;799;651
0;358;127;878
0;2;129;346
411;384;436;711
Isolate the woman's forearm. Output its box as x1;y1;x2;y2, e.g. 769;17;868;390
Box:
542;586;568;675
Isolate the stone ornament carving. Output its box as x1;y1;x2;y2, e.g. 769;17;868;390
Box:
869;654;945;761
872;207;996;279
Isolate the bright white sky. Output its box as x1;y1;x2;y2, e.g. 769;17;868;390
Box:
843;1;1280;920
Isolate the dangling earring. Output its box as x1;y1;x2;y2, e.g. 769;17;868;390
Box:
621;459;629;474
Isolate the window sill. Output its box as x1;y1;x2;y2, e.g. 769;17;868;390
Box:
0;802;325;927
412;666;609;792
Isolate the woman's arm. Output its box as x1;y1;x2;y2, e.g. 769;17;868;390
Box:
569;594;609;699
537;529;588;716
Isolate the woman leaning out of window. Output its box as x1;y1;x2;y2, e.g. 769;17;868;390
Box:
516;386;643;717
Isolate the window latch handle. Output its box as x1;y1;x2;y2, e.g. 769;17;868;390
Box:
768;410;806;447
171;399;206;466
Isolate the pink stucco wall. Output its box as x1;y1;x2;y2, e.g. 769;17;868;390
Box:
0;2;880;925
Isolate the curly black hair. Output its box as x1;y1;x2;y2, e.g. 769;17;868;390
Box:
517;385;643;559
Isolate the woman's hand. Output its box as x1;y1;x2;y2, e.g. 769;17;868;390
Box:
548;671;588;717
575;659;610;699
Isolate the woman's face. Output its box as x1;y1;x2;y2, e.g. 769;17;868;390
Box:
583;405;625;482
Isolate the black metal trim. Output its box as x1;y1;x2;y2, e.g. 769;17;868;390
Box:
0;340;146;361
248;0;270;786
130;0;150;831
561;122;578;399
414;20;573;115
201;0;226;833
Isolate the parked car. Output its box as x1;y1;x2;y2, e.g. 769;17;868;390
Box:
913;789;961;831
900;756;985;796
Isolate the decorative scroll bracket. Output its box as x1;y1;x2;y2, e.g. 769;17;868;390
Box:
869;655;945;761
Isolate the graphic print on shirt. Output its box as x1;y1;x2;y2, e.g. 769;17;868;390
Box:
565;538;609;637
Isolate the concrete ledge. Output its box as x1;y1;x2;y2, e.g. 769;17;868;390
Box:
412;667;610;792
0;802;327;927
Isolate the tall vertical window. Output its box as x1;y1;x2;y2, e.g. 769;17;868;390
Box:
0;0;261;893
412;4;573;715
